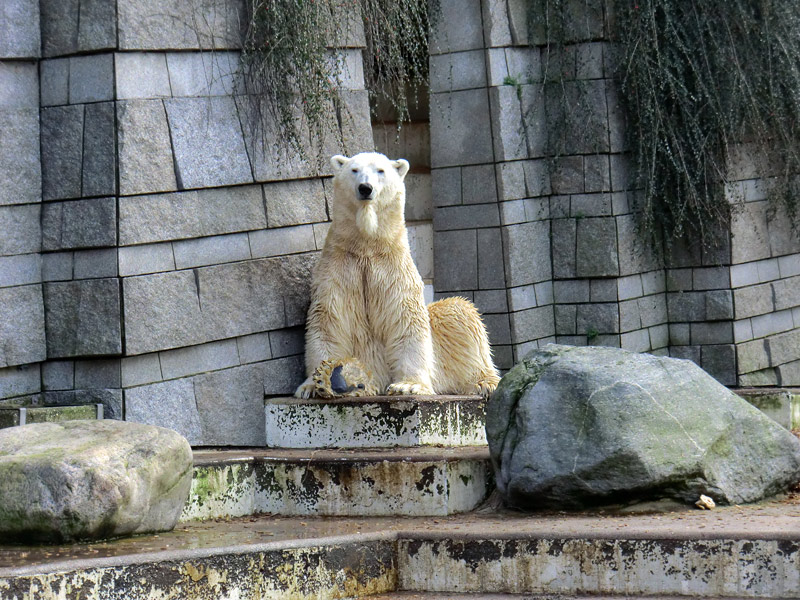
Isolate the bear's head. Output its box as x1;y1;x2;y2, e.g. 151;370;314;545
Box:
330;152;410;237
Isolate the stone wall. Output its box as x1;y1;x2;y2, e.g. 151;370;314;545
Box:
428;0;800;385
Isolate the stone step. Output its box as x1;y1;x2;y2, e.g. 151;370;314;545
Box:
181;447;492;520
265;395;486;449
366;595;713;600
3;502;799;599
0;403;103;428
735;387;800;430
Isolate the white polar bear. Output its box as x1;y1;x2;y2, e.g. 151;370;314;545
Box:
295;152;499;399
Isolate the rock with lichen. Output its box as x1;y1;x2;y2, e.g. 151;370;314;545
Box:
0;419;192;542
487;344;800;510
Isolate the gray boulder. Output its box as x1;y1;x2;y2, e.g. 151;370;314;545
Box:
487;344;800;510
0;420;193;542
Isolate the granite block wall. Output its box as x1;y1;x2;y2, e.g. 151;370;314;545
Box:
0;0;45;406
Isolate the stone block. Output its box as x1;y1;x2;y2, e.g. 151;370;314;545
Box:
550;156;584;195
616;214;660;276
42;198;116;251
249;225;316;259
82;102;117;197
768;204;800;257
117;99;177;196
667;292;706;322
609;154;630;192
669;323;690;346
751;309;794;340
773;275;800;312
690;322;733;345
43;388;123;419
0;285;45;368
116;53;172;99
474;289;508;314
733;318;754;343
430;89;493;168
373;122;430;169
41;105;83;201
477;228;505;289
756;258;780;283
434;229;477;291
576;42;604;79
521;160;550;199
430;50;486;93
551;219;576;279
739;368;778;387
482;0;512;47
590;279;616;302
731;201;770;264
461;165;498;205
165;96;252;189
268;327;304;359
490;85;528;162
0;0;40;57
509;285;537;312
74;359;121;389
777;360;800;386
77;0;117;51
408;223;434;281
642;271;666;296
264;179;326;228
503;221;552;286
404;173;433;221
535;280;554;305
737;339;770;374
584;155;610;193
0;254;40;288
166;51;241;97
44;278;121;358
666;268;693;292
68;54;113;103
173;233;251;270
0;111;41;207
120;185;265;245
73;249;118;279
510;306;555;342
118;243;175;277
117;0;245;51
619;299;641;333
553;280;591;304
432;168;462;207
40;59;69;107
236;333;271;364
40;0;79;56
41;252;73;282
125;378;202;444
779;254;800;278
554;304;577;335
482;313;511;346
434;204;500;232
194;364;266;445
730;262;759;288
429;0;483;55
0;204;40;257
159;339;239;380
42;361;74;391
576;217;619;277
693;267;730;291
495;162;524;202
501;200;525;226
547;80;610;155
705;290;734;321
767;329;800;367
121;354;162;388
0;364;40;400
620;329;650;353
611;191;630;215
577;303;619;335
338;89;374;155
262;355;305;396
571;194;611;218
649;324;669;349
733;283;773;319
700;345;736;385
638;294;668;328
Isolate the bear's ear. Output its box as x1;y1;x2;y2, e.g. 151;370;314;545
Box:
391;158;410;180
330;155;349;173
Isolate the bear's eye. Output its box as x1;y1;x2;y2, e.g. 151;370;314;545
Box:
377;169;385;174
351;168;358;173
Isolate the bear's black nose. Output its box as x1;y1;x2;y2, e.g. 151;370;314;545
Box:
358;183;373;199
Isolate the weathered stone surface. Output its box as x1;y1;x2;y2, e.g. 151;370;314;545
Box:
40;58;68;106
0;286;45;368
503;221;552;286
0;204;40;256
42;198;117;250
576;217;619;277
44;278;122;358
0;107;40;207
69;54;114;103
117;99;178;196
125;379;202;444
115;52;172;99
430;90;493;168
429;0;484;55
434;229;477;291
0;0;40;58
0;420;192;542
194;364;265;445
263;179;327;228
40;0;79;56
118;0;245;50
165;96;252;189
166;51;241;97
0;254;41;287
82;102;117;197
119;185;266;245
41;105;84;201
487;344;800;509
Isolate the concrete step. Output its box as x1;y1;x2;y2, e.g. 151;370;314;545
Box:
181;447;492;520
3;502;800;600
265;395;486;449
0;403;103;428
735;388;800;430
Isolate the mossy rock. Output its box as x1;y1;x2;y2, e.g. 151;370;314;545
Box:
0;420;192;543
487;344;800;510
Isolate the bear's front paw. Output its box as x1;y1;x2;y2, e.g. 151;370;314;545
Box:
294;377;316;399
386;381;434;396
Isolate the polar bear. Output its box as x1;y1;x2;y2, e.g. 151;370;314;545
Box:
295;152;499;399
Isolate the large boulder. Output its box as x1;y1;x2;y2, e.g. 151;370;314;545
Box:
487;345;800;510
0;420;193;542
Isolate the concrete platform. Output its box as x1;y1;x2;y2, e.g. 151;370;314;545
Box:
3;496;800;599
265;395;487;448
181;447;493;520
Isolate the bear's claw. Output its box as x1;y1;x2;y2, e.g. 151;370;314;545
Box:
294;377;316;399
386;381;434;396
